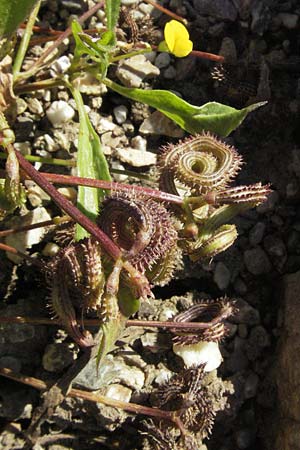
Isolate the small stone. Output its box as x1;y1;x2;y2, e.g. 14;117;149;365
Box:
244;371;259;399
27;98;44;115
46;100;75;126
263;234;286;258
50;55;71;74
131;135;147;151
244;246;272;275
16;98;27;115
173;341;222;371
246;325;270;361
140;110;184;138
43;134;59;152
219;37;237;64
225;336;249;372
230;299;260;325
0;356;21;372
249;222;266;246
238;324;248;339
115;147;156;167
104;384;132;403
113;105;128;124
42;343;76;372
57;187;77;202
155;52;171;69
5;207;52;263
14;141;31;155
213;261;231;290
278;13;299;29
163;65;177;79
116;54;160;88
235;428;256;449
233;277;248;295
110;161;128;181
193;0;237;21
42;242;60;257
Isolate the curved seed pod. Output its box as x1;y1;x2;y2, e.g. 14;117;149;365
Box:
45;237;106;347
151;365;216;436
146;245;183;287
159;132;242;195
98;192;178;276
187;224;237;261
171;297;237;345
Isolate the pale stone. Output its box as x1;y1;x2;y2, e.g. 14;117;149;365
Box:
173;341;222;371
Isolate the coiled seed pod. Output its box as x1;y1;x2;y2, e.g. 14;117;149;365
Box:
98;192;179;285
45;237;106;347
159;133;242;196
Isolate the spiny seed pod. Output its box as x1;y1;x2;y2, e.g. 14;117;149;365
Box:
159;132;242;196
171;297;237;345
204;182;272;206
45;237;106;348
151;365;215;436
98;192;179;284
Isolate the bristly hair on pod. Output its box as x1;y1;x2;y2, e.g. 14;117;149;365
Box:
158;132;243;196
171;296;237;345
150;365;216;437
97;191;179;285
45;237;106;348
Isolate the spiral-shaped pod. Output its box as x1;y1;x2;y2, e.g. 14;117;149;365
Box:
98;193;179;282
159;132;242;196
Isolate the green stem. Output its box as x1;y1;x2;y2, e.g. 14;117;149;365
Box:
13;0;42;79
0;152;75;167
111;46;152;62
14;78;67;94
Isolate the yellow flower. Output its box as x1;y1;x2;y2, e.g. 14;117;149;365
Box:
164;20;193;57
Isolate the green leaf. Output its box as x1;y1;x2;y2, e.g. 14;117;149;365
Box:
0;0;38;37
70;87;111;241
105;0;121;32
104;78;267;137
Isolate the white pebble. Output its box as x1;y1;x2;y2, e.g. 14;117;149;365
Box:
46;100;75;126
104;384;132;403
115;147;157;167
173;341;223;371
113;105;128;124
57;187;77;203
42;242;60;257
50;55;71;75
131;135;147;151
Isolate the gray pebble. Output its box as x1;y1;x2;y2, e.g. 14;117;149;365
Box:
244;246;272;275
230;299;260;325
244;371;259;399
155;52;171;69
246;325;270;361
113;105;128;124
213;261;231;290
116;55;160;88
249;222;266;246
42;343;76;372
163;65;177;79
235;428;256;449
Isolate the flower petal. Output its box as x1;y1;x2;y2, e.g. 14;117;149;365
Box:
173;38;193;57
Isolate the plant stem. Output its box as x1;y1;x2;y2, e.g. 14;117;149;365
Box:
144;0;187;24
14;78;67;94
42;172;183;205
0;316;223;330
13;0;42;79
190;49;224;63
0;243;43;267
0;152;75;167
0;367;184;428
15;1;104;82
111;46;152;62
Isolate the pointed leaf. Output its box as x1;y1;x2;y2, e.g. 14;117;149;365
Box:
104;78;267;137
0;0;38;37
71;87;111;241
105;0;121;32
